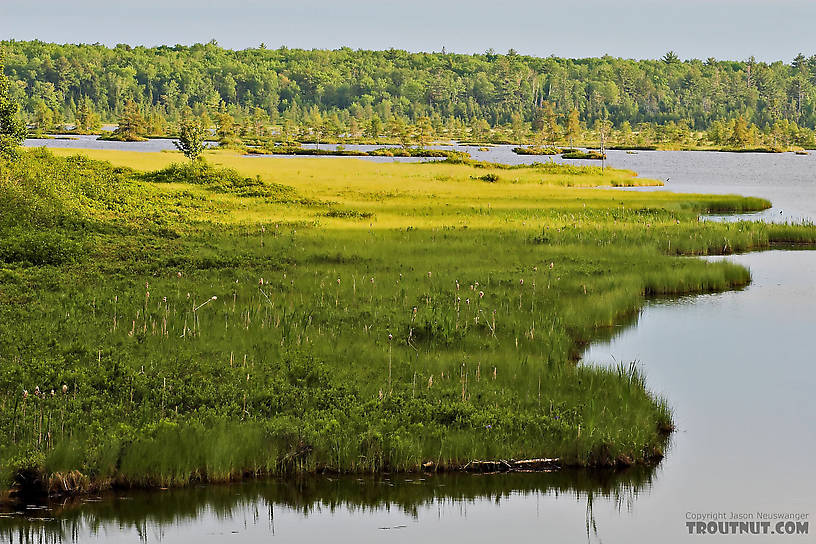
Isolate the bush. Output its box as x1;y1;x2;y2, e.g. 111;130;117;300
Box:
0;230;81;265
141;160;298;200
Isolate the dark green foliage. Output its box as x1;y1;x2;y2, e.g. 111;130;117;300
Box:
0;55;26;159
110;100;146;141
323;208;375;219
6;40;816;139
472;173;499;182
0;230;81;265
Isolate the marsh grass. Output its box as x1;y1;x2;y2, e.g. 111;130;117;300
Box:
1;149;814;497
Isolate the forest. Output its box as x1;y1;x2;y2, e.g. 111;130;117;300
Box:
4;41;816;148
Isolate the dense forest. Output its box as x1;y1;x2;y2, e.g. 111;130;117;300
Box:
4;40;816;147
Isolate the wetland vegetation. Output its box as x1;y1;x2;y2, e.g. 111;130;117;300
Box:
2;143;816;502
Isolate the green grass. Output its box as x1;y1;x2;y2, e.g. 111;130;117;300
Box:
1;148;815;499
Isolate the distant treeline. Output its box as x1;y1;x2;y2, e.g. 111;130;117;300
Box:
4;41;816;147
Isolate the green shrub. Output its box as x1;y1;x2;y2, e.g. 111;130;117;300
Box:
141;160;298;200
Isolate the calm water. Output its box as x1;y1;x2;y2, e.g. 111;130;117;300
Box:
8;143;815;543
25;137;816;222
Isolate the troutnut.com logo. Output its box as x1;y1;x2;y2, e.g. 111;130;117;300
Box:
685;512;810;535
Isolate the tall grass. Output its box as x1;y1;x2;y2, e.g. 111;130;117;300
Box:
1;149;815;497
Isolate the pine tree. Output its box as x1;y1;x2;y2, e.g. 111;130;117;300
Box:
541;101;560;147
731;115;753;147
388;116;410;148
215;110;237;146
566;109;581;147
415;116;434;147
0;55;27;159
75;98;101;133
115;100;146;141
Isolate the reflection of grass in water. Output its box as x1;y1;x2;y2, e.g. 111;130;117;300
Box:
2;149;816;497
1;469;658;541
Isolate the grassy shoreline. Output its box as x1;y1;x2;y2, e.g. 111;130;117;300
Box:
2;149;815;504
37;132;814;155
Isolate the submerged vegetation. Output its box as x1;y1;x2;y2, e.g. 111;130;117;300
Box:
2;146;816;501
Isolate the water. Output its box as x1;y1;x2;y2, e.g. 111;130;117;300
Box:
581;250;816;541
26;137;816;222
24;135;188;153
7;145;815;543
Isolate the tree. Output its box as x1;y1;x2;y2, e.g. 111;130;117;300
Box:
174;119;207;161
707;120;729;146
619;121;633;144
540;101;560;147
251;107;269;137
470;118;490;141
0;55;27;159
388;116;410;148
662;51;680;65
415;116;434;147
307;108;324;149
566;108;581;147
75;98;101;133
509;113;527;143
33;100;53;133
281;118;297;144
115;100;146;141
215;111;237;146
367;116;383;139
731;115;753;147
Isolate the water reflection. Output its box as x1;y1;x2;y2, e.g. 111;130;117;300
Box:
2;469;660;543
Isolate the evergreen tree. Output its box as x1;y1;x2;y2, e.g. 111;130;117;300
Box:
115;100;146;141
388;116;410;148
566;109;581;147
215;110;237;146
541;101;560;147
731;115;753;147
75;98;101;133
367;116;382;139
415;116;434;147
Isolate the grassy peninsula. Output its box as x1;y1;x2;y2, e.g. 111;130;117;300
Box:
2;148;815;500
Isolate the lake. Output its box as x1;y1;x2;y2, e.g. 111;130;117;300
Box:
7;142;815;543
25;137;816;223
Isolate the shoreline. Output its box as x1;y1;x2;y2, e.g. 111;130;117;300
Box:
2;452;670;508
3;149;816;515
29;135;814;156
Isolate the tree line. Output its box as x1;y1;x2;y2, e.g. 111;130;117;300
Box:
4;41;816;147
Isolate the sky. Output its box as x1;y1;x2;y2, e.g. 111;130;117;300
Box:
1;0;812;62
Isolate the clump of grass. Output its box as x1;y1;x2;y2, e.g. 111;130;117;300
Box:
562;150;606;160
512;146;562;156
470;173;499;182
141;160;298;200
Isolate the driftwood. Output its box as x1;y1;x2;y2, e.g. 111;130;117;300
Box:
456;458;561;473
511;458;561;471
